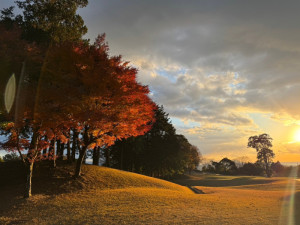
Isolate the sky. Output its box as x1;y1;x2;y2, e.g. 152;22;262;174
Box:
1;0;300;162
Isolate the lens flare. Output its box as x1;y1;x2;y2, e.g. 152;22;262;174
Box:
279;166;298;225
4;73;16;113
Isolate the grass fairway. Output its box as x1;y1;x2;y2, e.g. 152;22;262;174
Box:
0;164;299;224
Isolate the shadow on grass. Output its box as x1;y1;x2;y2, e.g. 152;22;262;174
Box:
171;174;276;187
0;161;85;214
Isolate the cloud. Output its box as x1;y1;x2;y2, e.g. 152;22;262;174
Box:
1;0;299;160
76;1;300;159
81;1;300;117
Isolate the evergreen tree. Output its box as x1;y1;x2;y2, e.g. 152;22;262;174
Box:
110;106;201;178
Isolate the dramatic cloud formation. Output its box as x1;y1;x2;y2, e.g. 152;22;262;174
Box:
80;1;300;161
2;0;299;161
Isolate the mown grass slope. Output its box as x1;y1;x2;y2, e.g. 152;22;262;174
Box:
0;163;299;224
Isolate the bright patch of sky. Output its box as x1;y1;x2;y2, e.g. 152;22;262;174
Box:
156;68;187;83
170;117;201;130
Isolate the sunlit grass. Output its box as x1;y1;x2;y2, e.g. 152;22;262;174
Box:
0;165;299;224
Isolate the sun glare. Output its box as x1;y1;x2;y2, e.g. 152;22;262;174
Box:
293;129;300;142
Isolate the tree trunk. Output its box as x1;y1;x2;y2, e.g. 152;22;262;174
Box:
120;146;124;170
266;163;271;177
75;146;87;177
105;148;110;167
83;152;87;164
23;128;39;198
75;126;89;177
67;140;71;162
15;129;26;164
42;148;47;158
56;139;61;160
24;162;34;198
71;129;78;162
60;143;65;160
93;146;100;165
52;138;57;168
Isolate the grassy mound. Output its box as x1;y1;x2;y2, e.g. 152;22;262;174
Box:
77;165;190;192
0;162;192;224
0;161;190;196
1;162;299;224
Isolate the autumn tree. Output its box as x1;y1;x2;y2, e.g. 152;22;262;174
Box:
0;35;59;197
68;35;156;177
0;1;155;196
0;23;80;197
0;22;40;197
247;133;275;177
0;30;155;195
0;0;91;198
33;34;155;177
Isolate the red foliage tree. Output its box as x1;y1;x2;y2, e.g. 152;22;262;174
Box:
1;28;155;197
68;35;156;177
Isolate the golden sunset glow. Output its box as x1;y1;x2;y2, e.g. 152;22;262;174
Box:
293;129;300;143
1;1;300;225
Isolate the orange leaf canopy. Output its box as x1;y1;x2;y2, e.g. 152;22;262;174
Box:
34;34;156;148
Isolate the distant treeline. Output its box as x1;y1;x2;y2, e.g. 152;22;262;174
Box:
202;157;299;177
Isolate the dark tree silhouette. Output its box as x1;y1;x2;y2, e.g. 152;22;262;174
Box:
109;106;201;178
186;145;202;174
248;133;274;177
238;162;264;176
219;158;238;175
208;158;237;175
271;161;285;176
